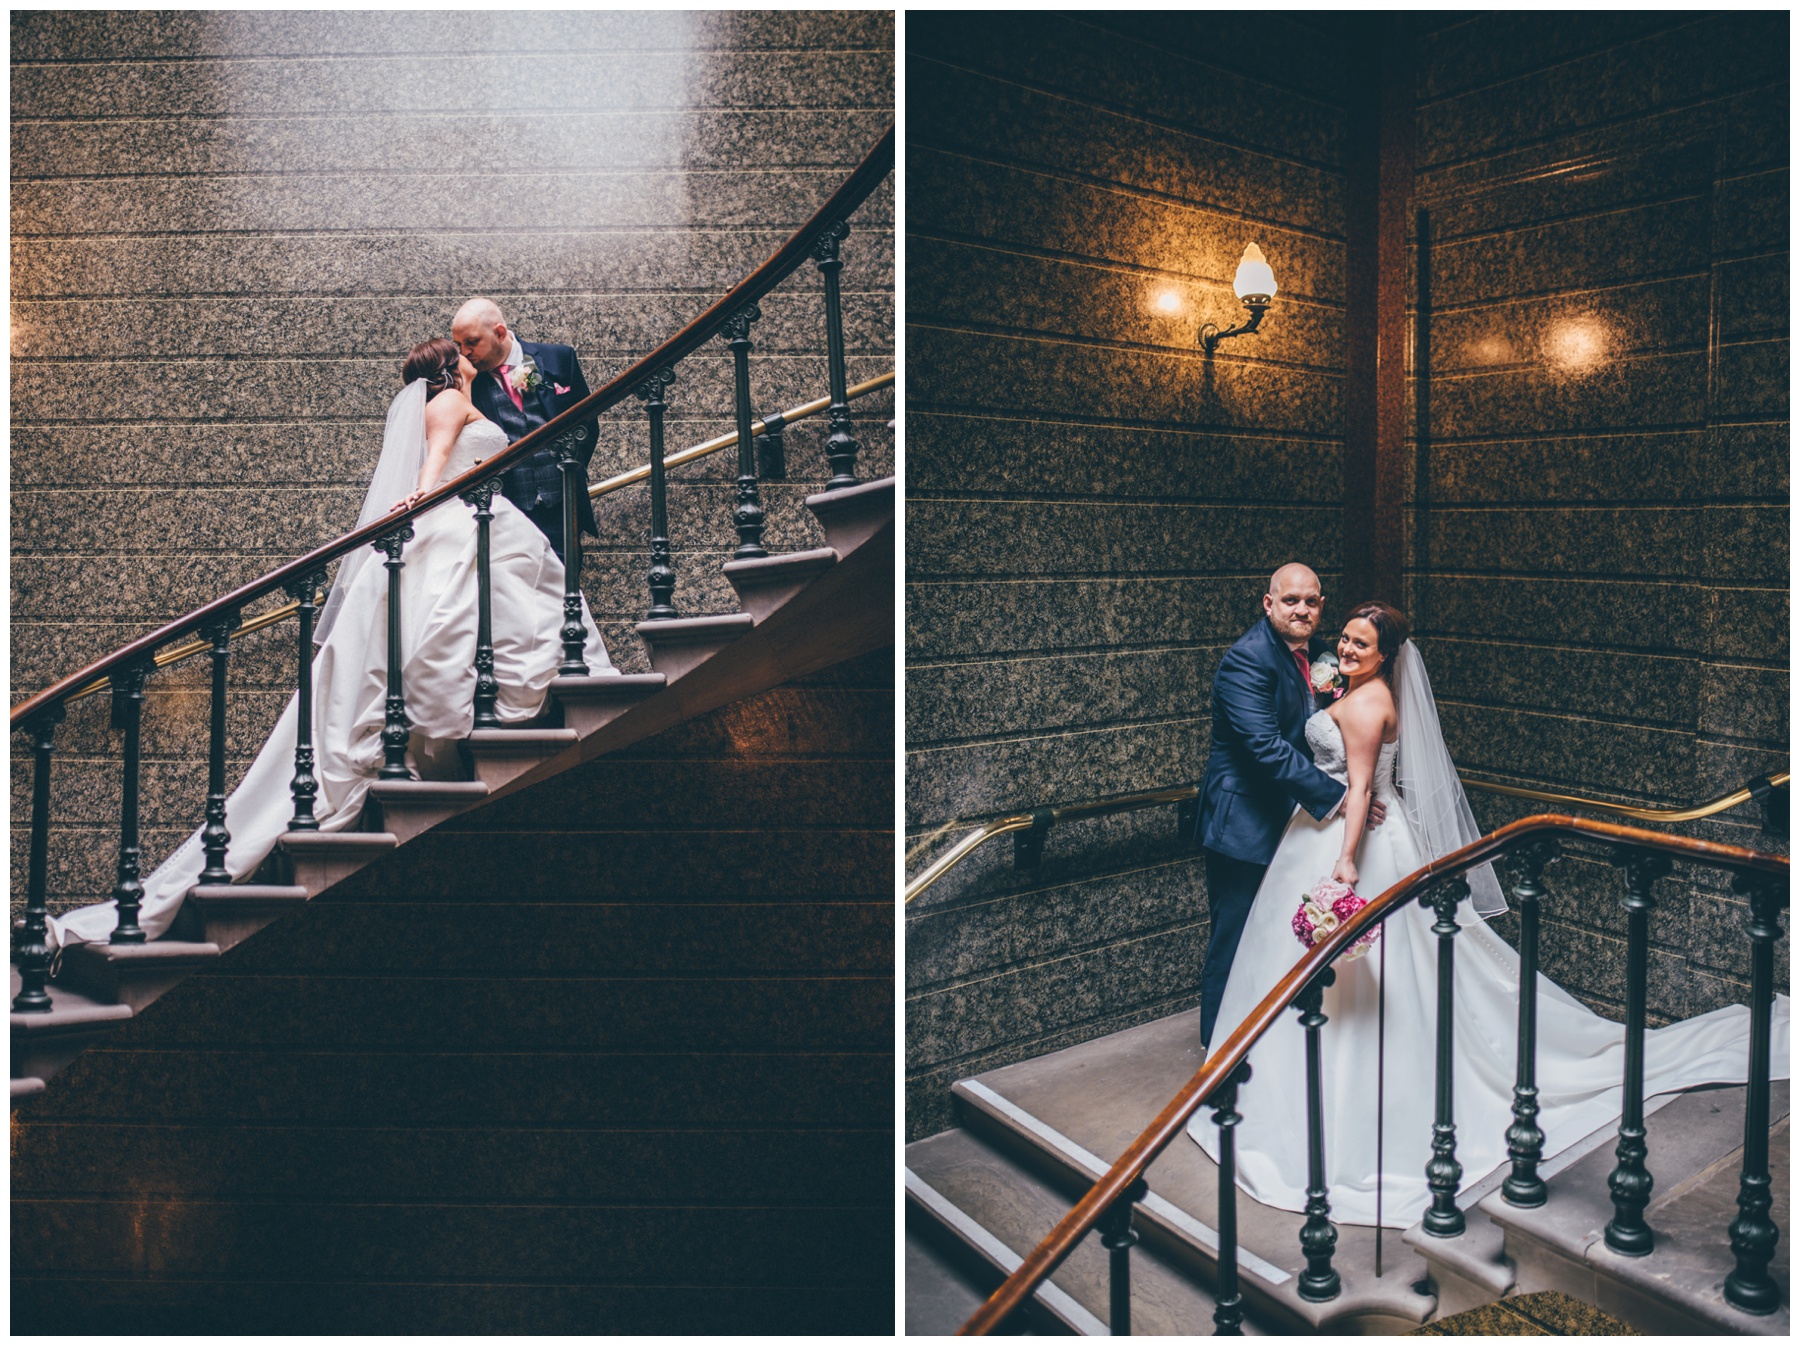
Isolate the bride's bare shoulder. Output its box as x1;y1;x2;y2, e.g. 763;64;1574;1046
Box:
424;386;475;429
1335;680;1394;733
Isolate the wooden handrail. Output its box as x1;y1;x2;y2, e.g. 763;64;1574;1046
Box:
958;812;1788;1334
903;770;1788;904
11;123;894;729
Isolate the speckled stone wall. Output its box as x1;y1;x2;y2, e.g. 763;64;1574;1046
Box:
11;11;893;923
905;13;1354;1140
1404;12;1789;1022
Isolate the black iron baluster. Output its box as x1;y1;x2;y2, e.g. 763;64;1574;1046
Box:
1097;1175;1149;1335
1211;1060;1252;1335
1724;869;1784;1313
1423;875;1471;1236
13;705;67;1012
284;572;327;830
755;409;787;482
1296;966;1341;1299
635;367;679;621
811;219;863;489
108;659;152;944
373;526;414;780
1604;847;1671;1256
720;303;767;558
198;609;242;884
1502;839;1558;1208
459;478;503;729
554;425;592;675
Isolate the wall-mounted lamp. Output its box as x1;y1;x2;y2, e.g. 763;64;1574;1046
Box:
1200;242;1278;353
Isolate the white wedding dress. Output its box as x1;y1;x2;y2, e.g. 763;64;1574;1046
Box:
52;414;612;951
1189;706;1791;1226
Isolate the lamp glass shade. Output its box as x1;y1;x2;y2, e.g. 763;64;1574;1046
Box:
1233;242;1277;301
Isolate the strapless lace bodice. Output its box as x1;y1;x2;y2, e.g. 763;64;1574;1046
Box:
446;417;509;477
1305;710;1397;797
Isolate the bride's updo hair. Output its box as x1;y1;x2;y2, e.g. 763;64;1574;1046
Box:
1345;601;1410;683
402;338;464;397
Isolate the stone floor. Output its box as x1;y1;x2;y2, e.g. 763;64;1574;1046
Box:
1410;1291;1637;1336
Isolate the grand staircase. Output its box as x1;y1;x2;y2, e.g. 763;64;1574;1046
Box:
908;980;1789;1336
14;481;894;1334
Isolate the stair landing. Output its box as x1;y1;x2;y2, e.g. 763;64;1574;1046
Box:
944;1008;1435;1333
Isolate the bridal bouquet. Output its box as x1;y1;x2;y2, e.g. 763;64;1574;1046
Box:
1292;878;1379;960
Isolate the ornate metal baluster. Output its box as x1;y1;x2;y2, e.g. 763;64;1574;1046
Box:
459;477;503;728
13;705;67;1011
373;526;414;779
1097;1175;1148;1335
284;572;327;830
108;659;152;944
198;609;242;884
811;219;863;489
1604;848;1671;1255
1502;839;1558;1207
720;303;767;558
554;424;592;675
635;367;679;621
1423;876;1471;1236
1296;966;1341;1299
1211;1060;1252;1335
1724;869;1784;1313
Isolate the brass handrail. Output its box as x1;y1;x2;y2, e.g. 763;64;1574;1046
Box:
11;123;894;730
52;369;895;709
904;771;1788;904
957;812;1789;1334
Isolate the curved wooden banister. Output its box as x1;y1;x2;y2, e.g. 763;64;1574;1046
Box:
903;769;1789;904
11;123;894;730
957;812;1788;1335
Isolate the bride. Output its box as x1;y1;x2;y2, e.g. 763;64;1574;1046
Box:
51;339;613;952
1189;601;1790;1226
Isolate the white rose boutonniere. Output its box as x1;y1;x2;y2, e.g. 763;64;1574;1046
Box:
511;357;545;397
1310;652;1345;699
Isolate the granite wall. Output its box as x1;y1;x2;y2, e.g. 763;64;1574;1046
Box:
10;11;894;923
905;13;1355;1140
1405;12;1790;1021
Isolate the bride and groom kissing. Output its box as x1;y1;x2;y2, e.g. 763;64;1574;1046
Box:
49;299;616;955
1187;564;1788;1226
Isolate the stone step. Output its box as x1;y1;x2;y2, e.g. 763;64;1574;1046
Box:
55;939;222;1012
635;612;756;683
956;1009;1435;1334
908;1125;1251;1335
366;780;491;843
460;728;579;790
550;672;666;737
1477;1079;1790;1335
10;967;134;1085
721;547;838;624
182;884;311;953
277;831;398;895
806;475;893;556
905;1220;1021;1337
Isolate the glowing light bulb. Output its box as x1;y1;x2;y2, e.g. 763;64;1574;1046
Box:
1154;289;1183;314
1232;242;1277;302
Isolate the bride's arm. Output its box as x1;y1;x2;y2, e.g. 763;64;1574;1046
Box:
393;391;472;511
1331;695;1388;887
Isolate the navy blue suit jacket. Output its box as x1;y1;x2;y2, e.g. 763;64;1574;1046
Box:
469;340;597;539
1195;616;1347;866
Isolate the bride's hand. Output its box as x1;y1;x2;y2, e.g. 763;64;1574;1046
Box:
389;490;423;513
1332;857;1359;888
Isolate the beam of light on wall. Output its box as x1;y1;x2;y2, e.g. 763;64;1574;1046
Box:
1464;333;1515;366
1545;317;1611;373
1153;288;1184;315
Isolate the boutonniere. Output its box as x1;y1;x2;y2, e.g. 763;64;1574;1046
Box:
1310;652;1346;700
511;356;545;396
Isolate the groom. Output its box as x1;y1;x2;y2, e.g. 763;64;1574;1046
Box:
452;297;595;561
1192;563;1380;1052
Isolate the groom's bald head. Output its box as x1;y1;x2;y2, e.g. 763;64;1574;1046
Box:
1263;562;1322;645
452;297;511;374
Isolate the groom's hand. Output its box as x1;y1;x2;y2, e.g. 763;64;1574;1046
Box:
1367;798;1386;828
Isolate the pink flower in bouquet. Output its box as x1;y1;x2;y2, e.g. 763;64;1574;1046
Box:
1293;877;1380;961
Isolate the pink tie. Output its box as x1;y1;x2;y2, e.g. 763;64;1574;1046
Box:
1294;647;1313;696
499;364;524;413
